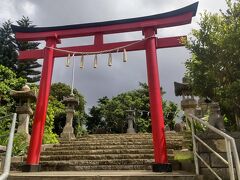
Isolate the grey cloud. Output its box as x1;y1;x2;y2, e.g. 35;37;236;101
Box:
0;0;228;110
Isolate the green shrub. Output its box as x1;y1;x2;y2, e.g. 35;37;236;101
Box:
12;133;28;156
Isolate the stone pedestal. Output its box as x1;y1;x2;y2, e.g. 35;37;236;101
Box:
126;110;136;134
208;102;225;131
181;98;197;130
17;112;31;142
61;95;79;140
127;118;136;134
61;109;76;140
198;97;208;116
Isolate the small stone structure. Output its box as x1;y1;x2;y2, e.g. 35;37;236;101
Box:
61;95;79;140
174;123;184;132
198;97;208;116
125;110;136;134
208;102;225;131
10;85;37;142
174;78;197;130
174;78;226;131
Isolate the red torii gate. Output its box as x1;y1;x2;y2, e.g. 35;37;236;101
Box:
12;2;198;172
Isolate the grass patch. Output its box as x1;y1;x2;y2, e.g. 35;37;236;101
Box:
174;150;193;161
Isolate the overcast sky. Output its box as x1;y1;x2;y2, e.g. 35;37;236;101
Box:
0;0;228;110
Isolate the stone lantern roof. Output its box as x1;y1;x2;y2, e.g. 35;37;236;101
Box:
10;85;37;100
174;81;193;96
62;95;79;106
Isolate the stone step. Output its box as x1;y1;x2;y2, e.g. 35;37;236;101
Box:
8;170;203;180
82;132;178;137
59;139;154;145
81;133;152;137
60;133;182;140
46;144;154;151
55;140;182;146
40;154;172;161
47;143;181;151
41;148;155;155
49;142;182;151
43;164;150;171
59;138;183;145
62;134;183;139
11;161;151;172
42;158;154;165
11;160;181;172
60;136;184;142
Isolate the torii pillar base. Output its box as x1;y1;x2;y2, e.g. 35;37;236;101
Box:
152;163;172;172
22;164;41;172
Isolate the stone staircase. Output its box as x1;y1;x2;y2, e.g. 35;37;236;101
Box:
10;132;188;171
14;132;191;171
9;132;203;179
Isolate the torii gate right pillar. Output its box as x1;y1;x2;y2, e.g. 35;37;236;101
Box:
144;28;171;172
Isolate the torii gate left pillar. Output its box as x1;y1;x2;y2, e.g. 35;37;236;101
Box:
12;2;198;173
22;37;57;172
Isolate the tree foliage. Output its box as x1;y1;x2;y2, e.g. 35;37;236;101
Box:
86;83;179;133
183;0;240;129
0;65;28;155
0;17;41;82
0;64;26;116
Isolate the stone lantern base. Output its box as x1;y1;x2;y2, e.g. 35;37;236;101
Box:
61;125;76;140
17;112;32;143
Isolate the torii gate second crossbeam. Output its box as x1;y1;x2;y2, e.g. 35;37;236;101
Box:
12;2;198;172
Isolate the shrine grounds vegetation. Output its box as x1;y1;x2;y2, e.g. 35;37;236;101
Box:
183;0;240;130
86;82;179;134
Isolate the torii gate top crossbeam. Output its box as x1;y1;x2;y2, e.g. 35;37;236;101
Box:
12;2;198;41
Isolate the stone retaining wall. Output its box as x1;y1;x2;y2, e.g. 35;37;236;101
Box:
197;132;240;180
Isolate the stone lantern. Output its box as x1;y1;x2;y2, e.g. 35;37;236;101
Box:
10;85;37;142
125;109;136;134
61;95;79;140
174;78;197;115
174;78;197;130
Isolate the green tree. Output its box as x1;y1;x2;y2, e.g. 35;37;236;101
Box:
0;64;26;116
163;101;179;130
183;0;240;129
0;65;28;155
50;82;85;112
87;83;179;133
0;17;41;82
43;96;64;144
